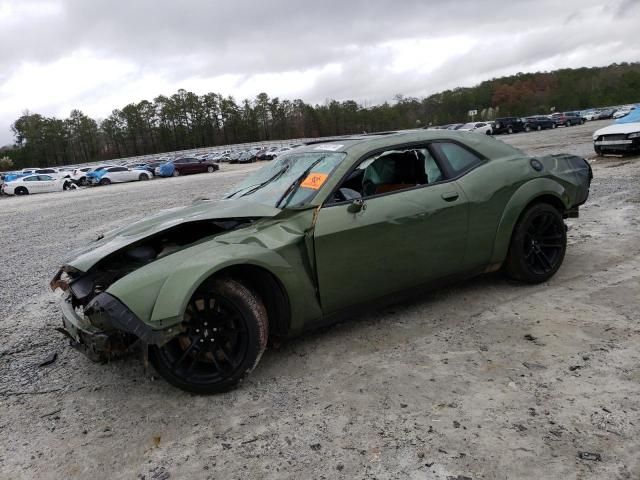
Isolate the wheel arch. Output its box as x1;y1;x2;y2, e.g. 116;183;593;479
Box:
490;179;569;265
207;264;292;337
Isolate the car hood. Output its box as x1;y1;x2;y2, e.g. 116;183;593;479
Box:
65;199;282;272
593;122;640;139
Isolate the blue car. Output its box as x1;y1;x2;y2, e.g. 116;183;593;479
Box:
155;162;176;177
86;165;114;185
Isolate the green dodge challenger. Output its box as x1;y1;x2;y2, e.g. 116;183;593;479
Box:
51;130;592;393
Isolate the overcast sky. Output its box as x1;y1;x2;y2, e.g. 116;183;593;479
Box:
1;0;638;145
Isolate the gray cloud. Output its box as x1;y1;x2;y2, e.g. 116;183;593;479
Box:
0;0;638;144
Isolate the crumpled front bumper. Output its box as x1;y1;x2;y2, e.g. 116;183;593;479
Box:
53;277;179;362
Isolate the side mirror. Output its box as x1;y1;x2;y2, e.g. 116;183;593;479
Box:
347;198;366;213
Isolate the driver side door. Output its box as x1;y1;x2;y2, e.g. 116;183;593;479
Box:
313;144;470;314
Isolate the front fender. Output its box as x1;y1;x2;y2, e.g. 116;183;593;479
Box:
107;241;321;332
490;178;570;265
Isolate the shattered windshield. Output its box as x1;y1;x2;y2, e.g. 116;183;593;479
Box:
224;151;346;208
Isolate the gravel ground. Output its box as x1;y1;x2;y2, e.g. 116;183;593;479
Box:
1;120;639;479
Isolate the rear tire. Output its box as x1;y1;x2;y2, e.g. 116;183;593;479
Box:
78;177;87;186
537;125;542;131
172;170;180;177
552;123;557;129
15;186;28;195
507;126;513;134
207;166;214;173
99;178;111;186
149;278;268;394
139;173;148;181
504;203;567;283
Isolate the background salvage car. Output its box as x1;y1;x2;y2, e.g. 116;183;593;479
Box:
51;130;592;393
2;174;74;195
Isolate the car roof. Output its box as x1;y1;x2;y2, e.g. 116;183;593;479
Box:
293;129;523;160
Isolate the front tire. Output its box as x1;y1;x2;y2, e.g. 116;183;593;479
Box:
504;203;567;283
507;126;513;134
172;169;180;177
139;173;149;181
207;166;214;173
99;178;111;186
149;278;268;394
15;186;28;195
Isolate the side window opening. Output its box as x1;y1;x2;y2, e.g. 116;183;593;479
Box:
431;142;483;176
331;146;445;202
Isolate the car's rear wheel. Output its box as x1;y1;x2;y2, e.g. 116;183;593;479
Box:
15;186;28;195
537;125;542;131
149;278;268;394
507;126;513;134
172;169;180;177
78;177;87;186
99;178;111;186
524;125;531;132
594;146;603;157
139;173;148;181
207;166;214;173
552;123;557;129
504;203;567;283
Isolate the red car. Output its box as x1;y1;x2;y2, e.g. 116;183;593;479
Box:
158;157;219;177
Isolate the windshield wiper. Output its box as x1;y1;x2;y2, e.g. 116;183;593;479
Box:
275;157;326;208
225;165;290;199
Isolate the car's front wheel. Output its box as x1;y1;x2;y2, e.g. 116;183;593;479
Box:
172;169;180;177
139;173;149;181
99;178;111;186
149;278;268;394
504;203;567;283
207;166;215;173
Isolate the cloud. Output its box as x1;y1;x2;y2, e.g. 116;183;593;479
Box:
0;0;638;144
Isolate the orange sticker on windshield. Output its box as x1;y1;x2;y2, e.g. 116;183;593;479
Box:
300;172;328;190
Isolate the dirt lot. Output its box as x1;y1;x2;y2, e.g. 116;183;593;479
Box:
1;120;639;479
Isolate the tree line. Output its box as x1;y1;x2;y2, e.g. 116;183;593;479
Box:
6;62;640;168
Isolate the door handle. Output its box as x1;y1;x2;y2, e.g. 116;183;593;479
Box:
441;191;459;202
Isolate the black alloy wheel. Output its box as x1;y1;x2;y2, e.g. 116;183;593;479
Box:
150;278;268;393
504;203;567;283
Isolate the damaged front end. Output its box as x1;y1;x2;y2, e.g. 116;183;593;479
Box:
50;216;259;362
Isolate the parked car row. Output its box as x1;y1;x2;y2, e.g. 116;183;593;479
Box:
429;103;638;137
1;142;302;196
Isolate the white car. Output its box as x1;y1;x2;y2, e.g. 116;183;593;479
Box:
70;166;95;186
613;106;636;119
592;122;640;156
89;166;152;185
2;174;74;195
458;122;493;135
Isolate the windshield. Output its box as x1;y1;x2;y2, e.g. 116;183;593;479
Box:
224;151;346;208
